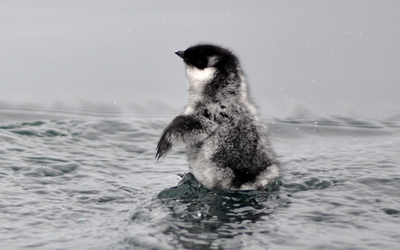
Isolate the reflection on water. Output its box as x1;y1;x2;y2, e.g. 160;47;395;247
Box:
157;174;286;249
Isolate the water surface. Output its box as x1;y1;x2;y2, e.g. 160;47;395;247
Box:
1;107;399;249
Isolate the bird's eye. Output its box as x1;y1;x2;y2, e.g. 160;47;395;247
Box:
196;58;208;69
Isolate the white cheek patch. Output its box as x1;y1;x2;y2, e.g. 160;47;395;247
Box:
184;66;217;115
186;66;216;89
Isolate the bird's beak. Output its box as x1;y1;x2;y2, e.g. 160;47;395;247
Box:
175;50;185;60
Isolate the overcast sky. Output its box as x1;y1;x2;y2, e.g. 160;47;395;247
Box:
1;1;399;119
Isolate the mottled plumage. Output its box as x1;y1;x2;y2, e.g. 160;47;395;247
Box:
156;44;279;190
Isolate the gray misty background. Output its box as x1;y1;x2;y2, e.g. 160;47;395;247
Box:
1;1;399;119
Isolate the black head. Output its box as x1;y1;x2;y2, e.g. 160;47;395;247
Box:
175;44;239;72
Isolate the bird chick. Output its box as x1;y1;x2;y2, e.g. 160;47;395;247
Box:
156;44;279;190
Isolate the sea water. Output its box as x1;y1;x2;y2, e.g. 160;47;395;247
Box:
0;107;399;249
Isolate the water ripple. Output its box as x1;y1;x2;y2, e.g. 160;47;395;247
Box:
0;109;399;249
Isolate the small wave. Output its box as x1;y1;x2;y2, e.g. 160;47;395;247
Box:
0;102;179;123
269;115;399;138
